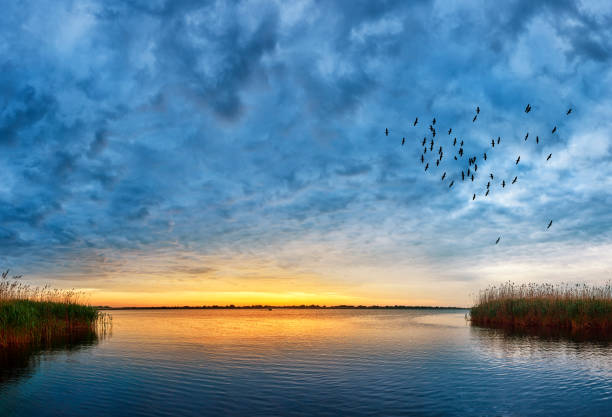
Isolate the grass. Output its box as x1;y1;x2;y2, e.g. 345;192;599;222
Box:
0;270;110;348
470;281;612;331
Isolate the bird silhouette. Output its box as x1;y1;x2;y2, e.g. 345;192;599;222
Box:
567;108;572;115
421;155;424;163
449;180;454;188
495;236;501;244
536;136;539;144
441;172;446;180
491;139;495;148
497;137;500;144
546;153;552;161
552;126;557;134
432;118;436;125
402;137;405;145
429;125;434;132
425;163;429;171
448;128;452;135
475;164;478;172
432;129;436;137
512;176;517;184
484;152;487;160
436;160;440;166
472;193;476;200
486;181;490;189
454;156;457;160
439;146;442;154
385;128;388;136
422;137;427;146
462;171;465;181
414;117;418;126
459;148;464;156
547;220;553;229
430;143;434;151
460;140;464;146
502;180;506;188
471;174;474;182
515;156;520;165
490;173;494;180
473;115;477;122
467;168;471;177
453;138;457;146
476;106;480;114
525;104;531;113
485;189;490;197
424;147;427;154
524;132;529;141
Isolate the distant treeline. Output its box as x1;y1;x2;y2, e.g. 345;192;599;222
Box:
98;305;466;310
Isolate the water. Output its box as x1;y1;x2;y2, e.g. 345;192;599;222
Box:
1;309;612;416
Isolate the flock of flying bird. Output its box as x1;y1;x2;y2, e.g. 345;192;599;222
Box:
386;104;572;245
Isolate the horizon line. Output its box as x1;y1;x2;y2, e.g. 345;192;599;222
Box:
97;304;469;310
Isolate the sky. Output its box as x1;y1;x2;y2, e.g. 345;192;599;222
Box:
1;0;612;307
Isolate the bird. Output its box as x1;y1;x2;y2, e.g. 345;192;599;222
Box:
467;168;471;177
421;155;424;163
459;148;464;157
486;181;490;189
424;147;427;154
439;146;442;154
484;152;487;160
432;129;436;137
476;106;480;114
422;137;426;146
547;220;553;229
491;139;495;148
502;180;506;188
429;125;434;132
440;153;443;160
462;171;465;181
449;181;454;188
525;104;531;113
414;117;418;126
454;156;457;160
472;193;476;200
546;153;552;161
536;136;539;144
432;118;436;125
524;132;529;141
436;160;440;166
453;138;457;146
474;164;478;172
567;108;572;115
471;174;474;182
473;115;477;122
497;137;500;144
385;128;388;136
490;173;494;180
460;140;464;146
552;126;557;134
448;128;452;135
495;236;501;244
441;172;446;180
512;176;517;184
425;163;429;171
430;143;434;151
515;156;520;165
485;189;490;197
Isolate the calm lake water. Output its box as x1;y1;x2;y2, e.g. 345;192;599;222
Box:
1;309;612;416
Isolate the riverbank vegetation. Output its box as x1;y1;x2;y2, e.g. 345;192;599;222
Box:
470;281;612;331
0;270;109;348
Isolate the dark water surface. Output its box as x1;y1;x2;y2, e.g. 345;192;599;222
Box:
1;309;612;416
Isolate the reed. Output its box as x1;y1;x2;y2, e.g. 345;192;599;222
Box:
0;270;110;347
470;281;612;331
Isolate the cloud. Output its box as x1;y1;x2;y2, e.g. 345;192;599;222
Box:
1;0;612;304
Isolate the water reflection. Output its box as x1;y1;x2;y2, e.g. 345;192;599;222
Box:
0;328;108;386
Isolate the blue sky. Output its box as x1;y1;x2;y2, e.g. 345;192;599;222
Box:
1;0;612;306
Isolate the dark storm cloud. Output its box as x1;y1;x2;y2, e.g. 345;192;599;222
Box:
1;0;612;287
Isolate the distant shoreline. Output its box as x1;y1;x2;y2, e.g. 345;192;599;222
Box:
97;305;468;310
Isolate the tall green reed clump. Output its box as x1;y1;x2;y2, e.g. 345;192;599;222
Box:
0;270;109;347
470;281;612;330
